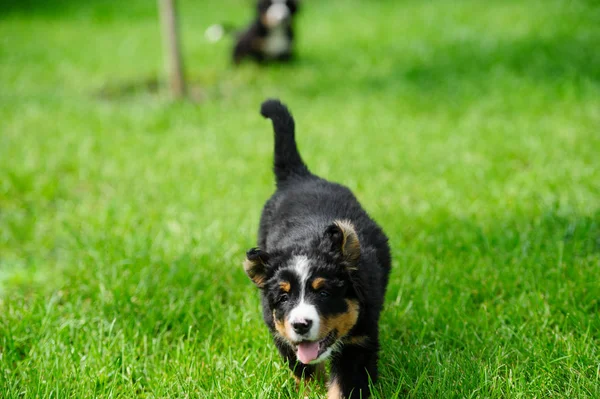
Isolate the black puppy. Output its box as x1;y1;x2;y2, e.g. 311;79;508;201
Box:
243;99;391;398
233;0;299;64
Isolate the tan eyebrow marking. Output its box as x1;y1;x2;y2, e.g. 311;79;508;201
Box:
279;281;291;292
311;277;326;290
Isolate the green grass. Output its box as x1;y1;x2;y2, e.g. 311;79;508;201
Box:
1;0;599;397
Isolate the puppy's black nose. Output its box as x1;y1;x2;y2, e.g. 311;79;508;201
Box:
291;319;312;335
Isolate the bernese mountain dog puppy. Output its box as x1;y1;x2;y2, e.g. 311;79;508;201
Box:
233;0;299;64
243;99;391;398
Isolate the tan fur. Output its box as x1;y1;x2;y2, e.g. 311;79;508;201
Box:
334;220;360;265
273;311;291;340
279;281;291;293
311;277;326;290
294;375;314;396
274;299;359;344
319;299;360;339
243;257;266;287
294;363;327;387
260;15;270;27
293;374;302;385
328;378;343;399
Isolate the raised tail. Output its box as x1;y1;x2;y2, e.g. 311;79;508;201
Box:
260;99;312;186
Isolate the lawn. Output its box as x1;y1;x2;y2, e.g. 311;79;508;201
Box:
1;0;599;397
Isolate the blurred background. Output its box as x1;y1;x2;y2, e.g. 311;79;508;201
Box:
1;0;599;397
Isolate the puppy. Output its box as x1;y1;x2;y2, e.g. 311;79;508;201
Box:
244;99;391;398
233;0;299;64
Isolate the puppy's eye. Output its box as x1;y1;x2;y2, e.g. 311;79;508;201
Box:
319;290;330;298
278;293;289;303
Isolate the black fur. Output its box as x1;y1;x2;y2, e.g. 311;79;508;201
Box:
233;0;299;64
244;99;391;398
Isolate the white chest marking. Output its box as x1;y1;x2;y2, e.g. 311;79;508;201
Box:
263;27;290;57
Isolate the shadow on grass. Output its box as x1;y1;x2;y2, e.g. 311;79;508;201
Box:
93;76;207;103
0;0;154;20
293;33;600;100
1;0;90;16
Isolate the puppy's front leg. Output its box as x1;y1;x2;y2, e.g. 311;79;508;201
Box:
328;344;378;399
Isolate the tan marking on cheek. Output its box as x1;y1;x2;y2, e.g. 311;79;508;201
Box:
273;311;291;340
311;277;326;290
319;299;360;339
279;281;291;293
327;378;343;399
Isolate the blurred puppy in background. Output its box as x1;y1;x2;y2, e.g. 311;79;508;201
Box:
233;0;299;64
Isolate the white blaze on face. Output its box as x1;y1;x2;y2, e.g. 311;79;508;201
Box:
287;256;320;342
265;3;290;27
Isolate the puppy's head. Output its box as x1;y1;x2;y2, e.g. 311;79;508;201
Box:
257;0;299;29
244;220;360;364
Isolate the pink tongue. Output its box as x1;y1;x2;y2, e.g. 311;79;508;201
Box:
297;342;320;364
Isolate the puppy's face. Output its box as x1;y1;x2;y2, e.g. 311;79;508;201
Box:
257;0;298;29
267;255;359;364
244;221;360;364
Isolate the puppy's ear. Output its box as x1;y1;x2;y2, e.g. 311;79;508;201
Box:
323;220;360;268
244;248;270;288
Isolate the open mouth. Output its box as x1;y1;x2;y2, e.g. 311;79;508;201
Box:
295;331;336;364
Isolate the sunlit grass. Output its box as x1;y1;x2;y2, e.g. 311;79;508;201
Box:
1;0;599;397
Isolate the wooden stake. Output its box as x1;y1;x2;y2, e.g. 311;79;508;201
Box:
158;0;186;99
